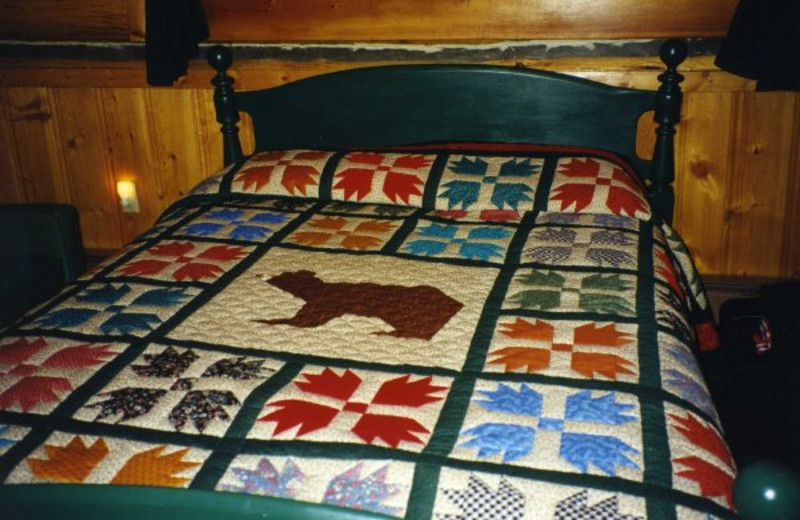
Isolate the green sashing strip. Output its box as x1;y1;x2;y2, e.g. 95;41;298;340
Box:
381;208;427;254
636;221;678;520
318;152;347;202
532;155;558;212
420;153;449;209
405;461;442;520
406;211;536;517
0;201;324;481
190;362;305;490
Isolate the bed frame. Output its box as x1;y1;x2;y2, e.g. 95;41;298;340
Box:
208;39;687;222
1;40;696;520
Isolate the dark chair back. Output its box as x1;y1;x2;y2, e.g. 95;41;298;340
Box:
0;204;85;327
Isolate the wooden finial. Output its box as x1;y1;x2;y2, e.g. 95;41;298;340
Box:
649;38;688;224
207;45;233;74
207;45;243;165
660;38;689;70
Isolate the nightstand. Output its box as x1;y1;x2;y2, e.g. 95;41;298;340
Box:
700;280;800;477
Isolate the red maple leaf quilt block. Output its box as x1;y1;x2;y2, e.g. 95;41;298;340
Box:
331;153;434;207
232;150;333;196
249;367;452;451
548;157;651;220
654;246;688;302
664;404;736;508
115;241;253;284
0;337;123;414
74;344;282;437
5;431;208;487
285;216;400;251
483;318;639;383
656;224;719;352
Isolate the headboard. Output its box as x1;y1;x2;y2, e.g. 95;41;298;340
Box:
208;40;687;222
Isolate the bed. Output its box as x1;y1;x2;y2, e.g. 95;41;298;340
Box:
0;39;737;520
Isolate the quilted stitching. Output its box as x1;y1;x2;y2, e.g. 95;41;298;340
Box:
0;149;728;520
214;147;653;219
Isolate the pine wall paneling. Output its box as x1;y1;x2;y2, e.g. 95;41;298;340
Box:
55;87;125;251
3;57;799;276
674;92;733;275
721;93;797;276
200;0;737;41
0;89;23;203
674;92;800;277
0;0;738;43
0;0;135;41
784;101;800;276
3;87;68;204
99;87;160;244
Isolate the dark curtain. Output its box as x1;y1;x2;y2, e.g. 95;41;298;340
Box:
145;0;210;86
715;0;800;91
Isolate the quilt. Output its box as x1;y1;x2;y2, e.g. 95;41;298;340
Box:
0;145;732;520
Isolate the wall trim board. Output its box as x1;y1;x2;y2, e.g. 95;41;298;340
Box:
0;38;723;62
0;0;134;42
0;38;748;92
200;0;738;42
0;55;753;93
0;0;737;43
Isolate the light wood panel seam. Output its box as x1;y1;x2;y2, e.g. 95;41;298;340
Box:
781;97;800;276
720;92;743;275
95;87;129;247
0;89;24;202
41;87;71;204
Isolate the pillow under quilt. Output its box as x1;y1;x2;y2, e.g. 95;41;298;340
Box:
192;144;653;222
187;143;719;352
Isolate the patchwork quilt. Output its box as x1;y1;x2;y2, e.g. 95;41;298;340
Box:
0;145;733;520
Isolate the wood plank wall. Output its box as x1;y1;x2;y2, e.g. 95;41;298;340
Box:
0;0;798;277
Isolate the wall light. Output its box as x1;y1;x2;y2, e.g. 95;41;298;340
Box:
116;180;140;214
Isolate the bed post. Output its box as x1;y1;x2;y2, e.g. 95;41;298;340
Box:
207;45;244;166
650;39;688;224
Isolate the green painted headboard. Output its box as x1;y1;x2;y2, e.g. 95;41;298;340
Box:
208;40;687;222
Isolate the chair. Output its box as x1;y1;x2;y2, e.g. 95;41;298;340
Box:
0;204;85;328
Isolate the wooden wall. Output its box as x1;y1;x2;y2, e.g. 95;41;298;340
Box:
0;0;798;278
0;0;736;42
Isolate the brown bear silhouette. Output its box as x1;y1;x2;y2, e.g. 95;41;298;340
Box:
256;270;463;340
